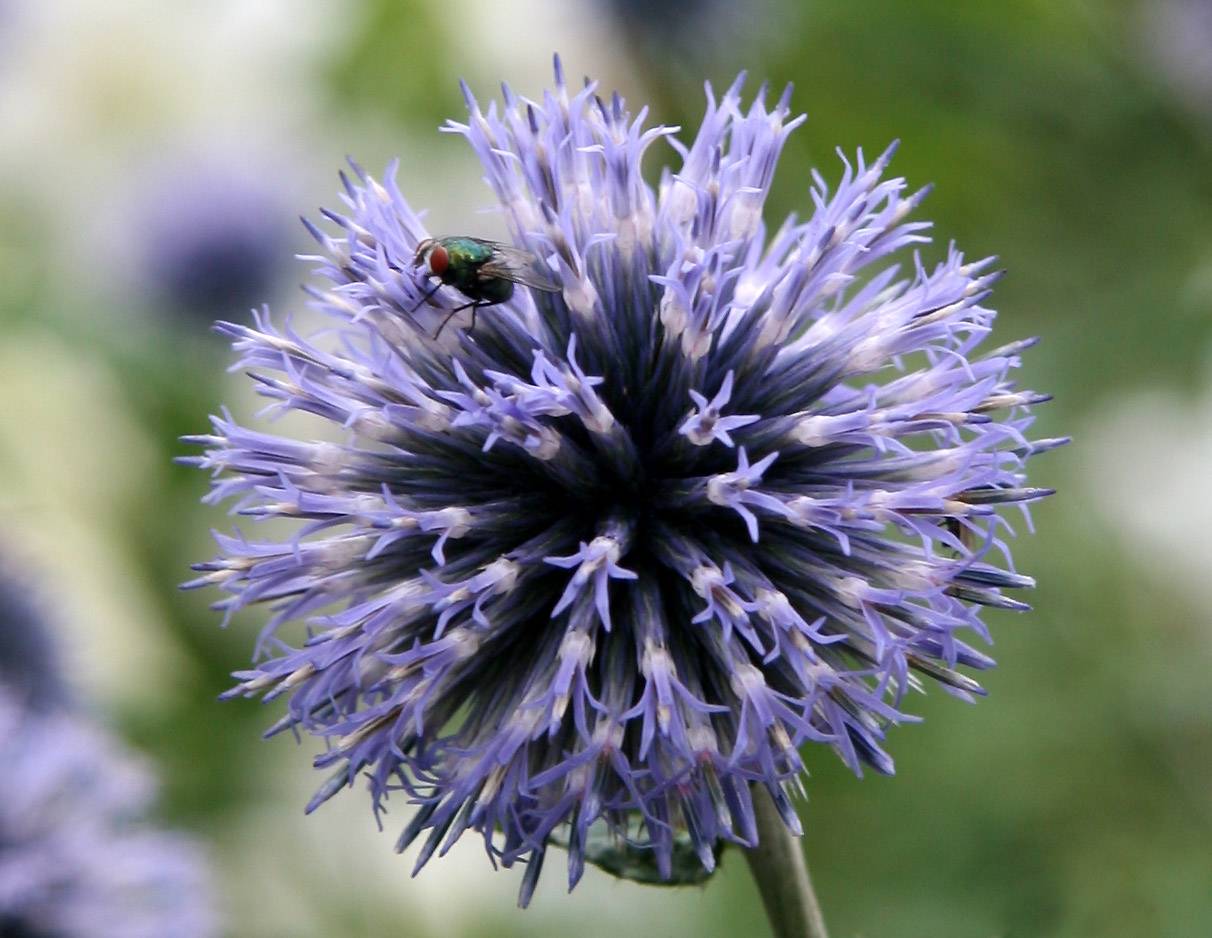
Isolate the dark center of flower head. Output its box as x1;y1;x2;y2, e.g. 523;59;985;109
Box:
0;914;48;938
185;57;1061;904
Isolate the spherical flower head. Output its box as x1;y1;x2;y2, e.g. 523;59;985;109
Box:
187;57;1060;903
0;693;217;938
132;155;289;324
0;554;67;711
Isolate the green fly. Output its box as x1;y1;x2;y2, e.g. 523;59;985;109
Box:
411;236;560;337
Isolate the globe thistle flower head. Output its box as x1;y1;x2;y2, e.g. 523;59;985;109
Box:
0;555;67;711
1141;0;1212;123
187;58;1060;903
0;693;217;938
602;0;786;71
131;155;289;325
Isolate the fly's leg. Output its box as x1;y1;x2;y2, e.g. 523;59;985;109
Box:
408;281;443;314
468;298;506;335
433;300;508;338
433;302;475;339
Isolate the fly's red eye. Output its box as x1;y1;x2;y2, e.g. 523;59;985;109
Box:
429;245;449;277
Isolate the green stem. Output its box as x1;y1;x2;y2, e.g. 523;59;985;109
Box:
743;786;830;938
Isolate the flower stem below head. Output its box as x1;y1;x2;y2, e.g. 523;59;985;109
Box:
743;786;830;938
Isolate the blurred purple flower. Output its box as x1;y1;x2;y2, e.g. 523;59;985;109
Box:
0;557;66;711
187;58;1059;903
0;693;217;938
605;0;772;57
1141;0;1212;122
132;156;290;325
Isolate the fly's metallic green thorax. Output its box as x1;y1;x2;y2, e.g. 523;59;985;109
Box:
438;237;513;302
439;236;495;265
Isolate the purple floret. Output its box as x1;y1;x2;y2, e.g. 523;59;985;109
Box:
186;56;1060;904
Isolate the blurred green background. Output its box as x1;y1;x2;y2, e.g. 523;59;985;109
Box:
1;1;1209;935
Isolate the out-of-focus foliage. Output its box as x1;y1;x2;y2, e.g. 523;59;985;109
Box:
0;0;1208;936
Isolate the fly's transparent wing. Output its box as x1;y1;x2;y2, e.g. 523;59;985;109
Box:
478;243;561;292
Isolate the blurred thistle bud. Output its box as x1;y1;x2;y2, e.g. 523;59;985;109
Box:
602;0;792;82
1140;0;1212;123
0;691;218;937
0;553;67;711
0;551;217;935
187;57;1060;905
126;152;292;327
